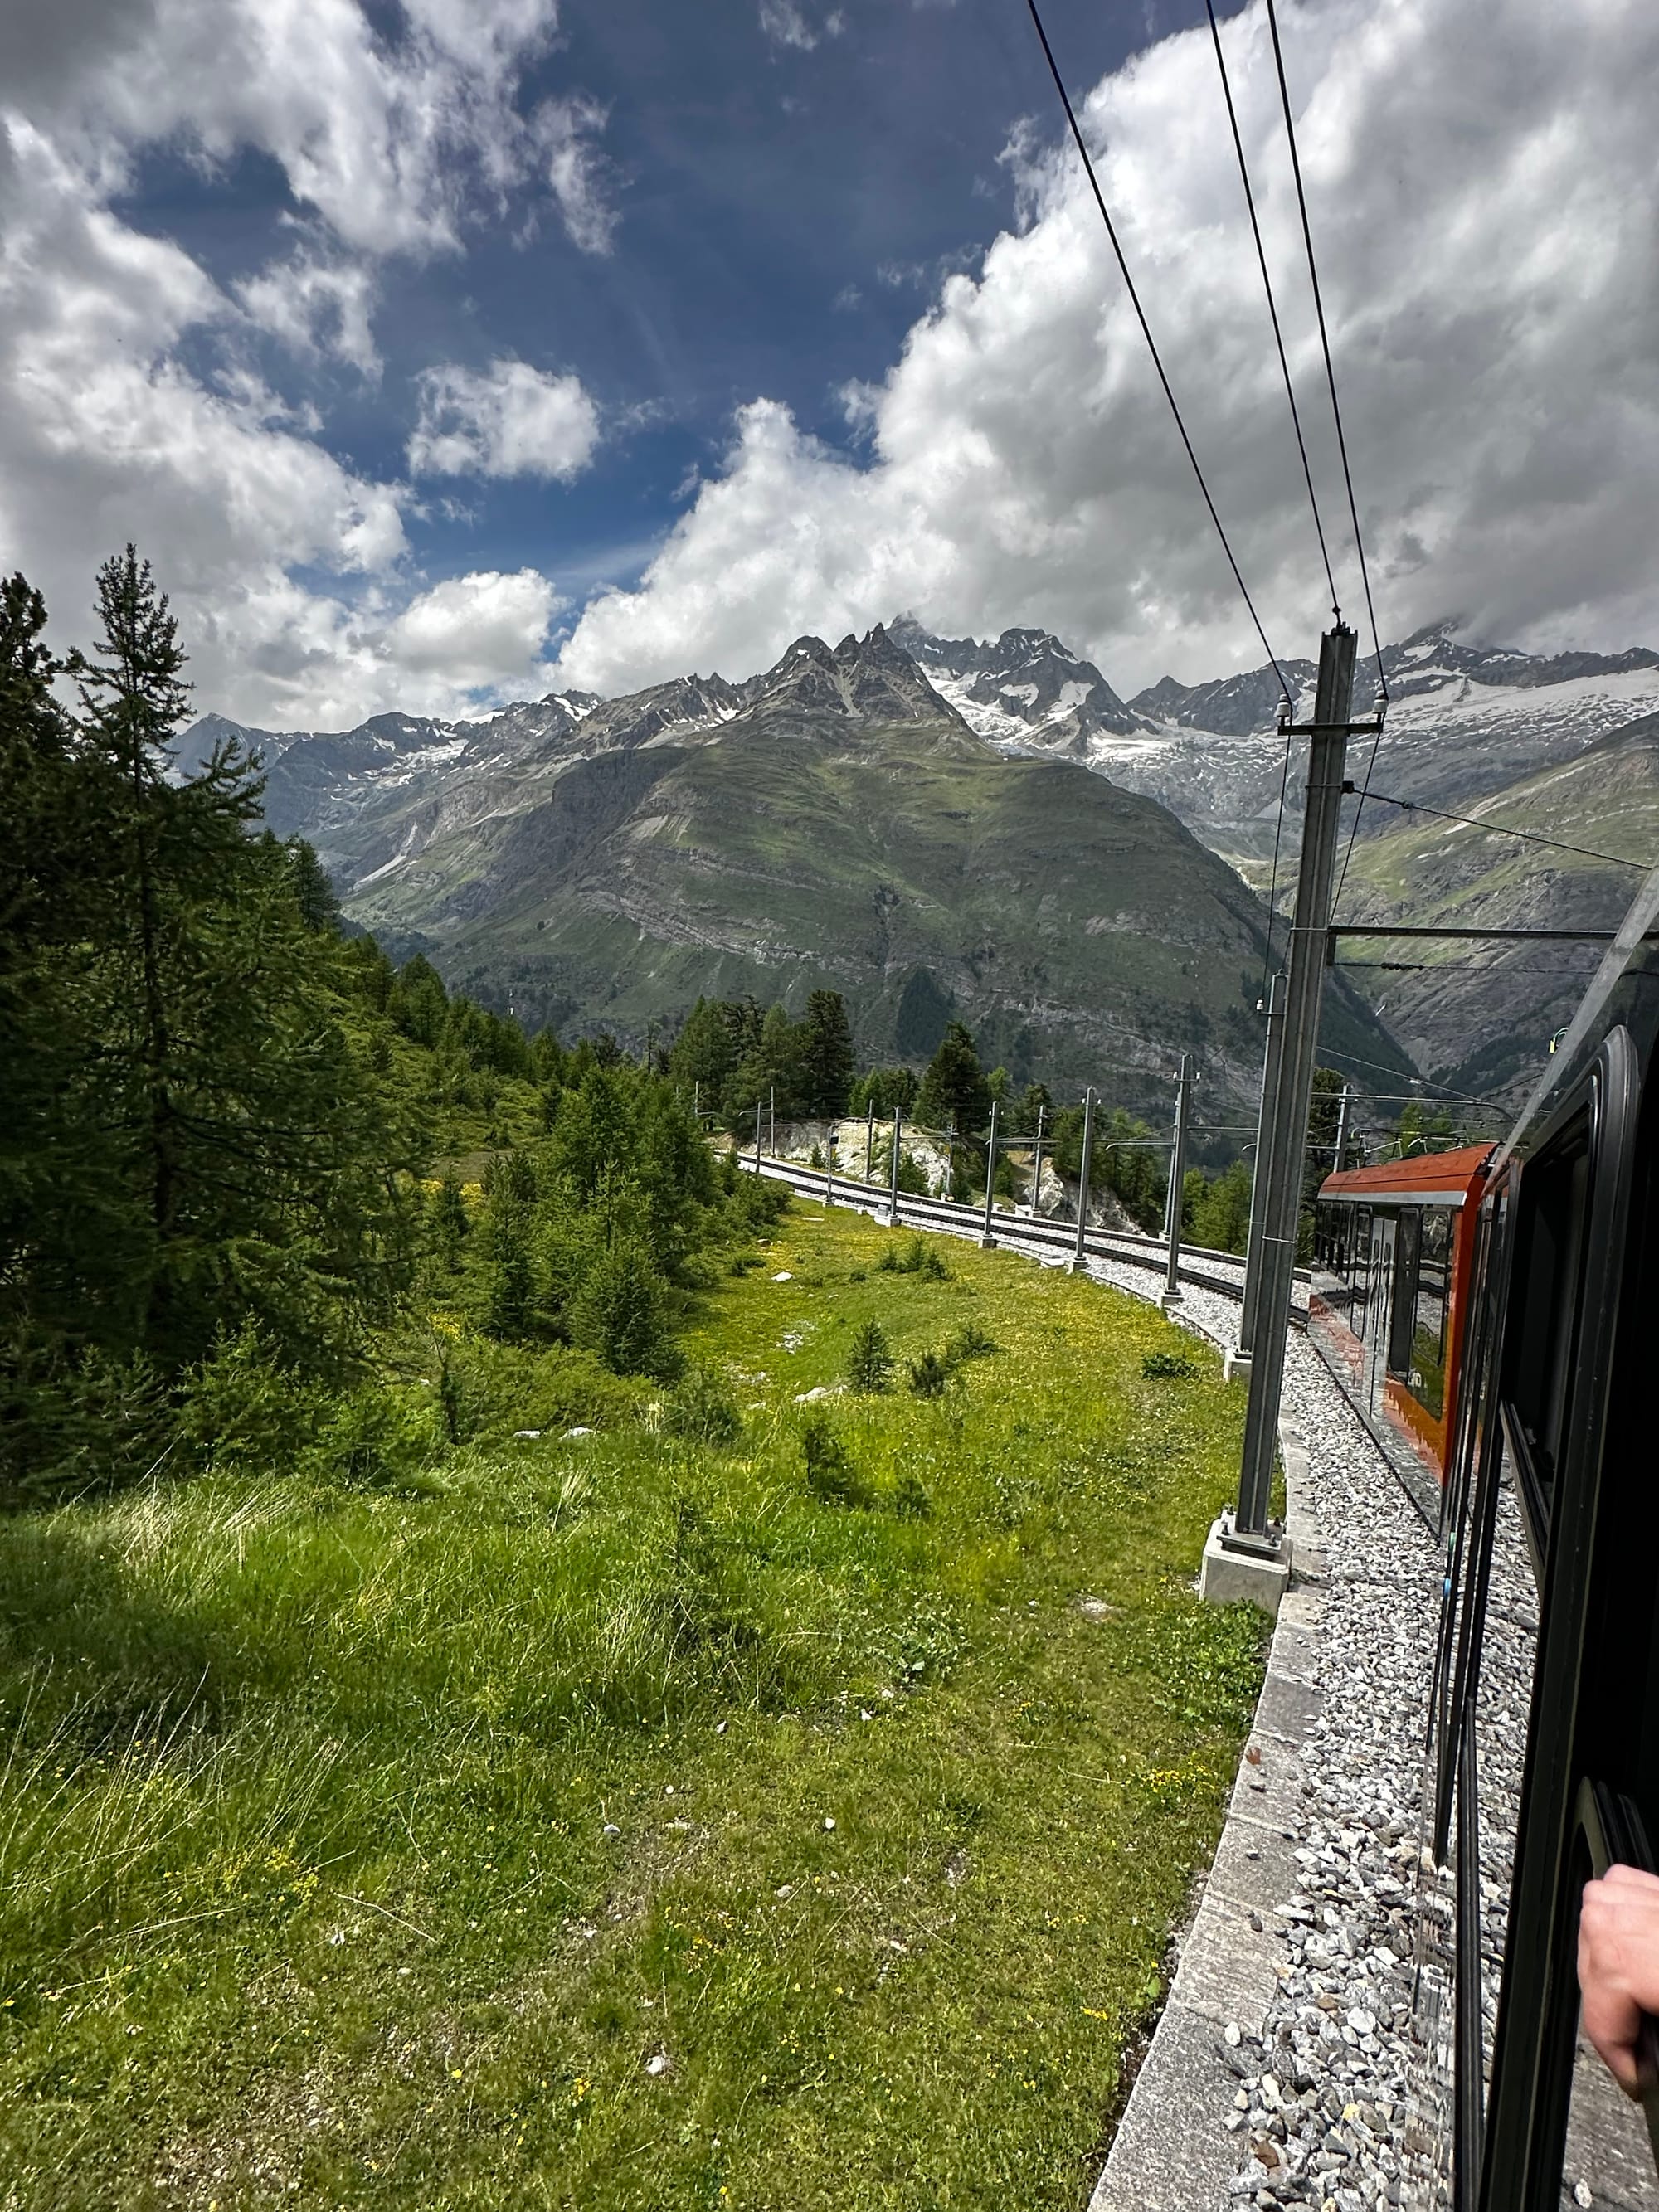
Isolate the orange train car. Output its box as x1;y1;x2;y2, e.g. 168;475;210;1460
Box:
1309;1141;1494;1483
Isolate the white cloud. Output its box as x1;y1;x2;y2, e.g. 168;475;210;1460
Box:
534;95;618;257
376;568;562;684
0;1;613;728
558;0;1659;698
7;0;611;260
236;249;380;372
758;2;844;53
408;358;601;481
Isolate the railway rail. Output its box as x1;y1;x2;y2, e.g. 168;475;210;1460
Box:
738;1151;1310;1325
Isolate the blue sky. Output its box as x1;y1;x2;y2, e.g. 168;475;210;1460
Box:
3;0;1657;726
118;2;1158;624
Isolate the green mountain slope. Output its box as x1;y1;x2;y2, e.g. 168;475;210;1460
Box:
340;629;1408;1121
1332;712;1659;1096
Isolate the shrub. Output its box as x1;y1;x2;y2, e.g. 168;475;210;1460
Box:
845;1318;894;1393
801;1408;864;1505
943;1322;998;1366
891;1469;932;1519
570;1241;683;1380
875;1233;949;1281
1141;1348;1201;1380
664;1364;742;1446
907;1350;952;1398
305;1383;432;1491
178;1320;318;1474
808;1142;824;1169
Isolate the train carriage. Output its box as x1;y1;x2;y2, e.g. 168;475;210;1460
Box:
1311;1142;1492;1484
1421;922;1659;2210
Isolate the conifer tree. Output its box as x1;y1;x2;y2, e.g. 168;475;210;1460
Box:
915;1021;990;1134
799;989;855;1117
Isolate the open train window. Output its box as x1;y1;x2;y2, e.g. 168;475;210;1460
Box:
1501;1112;1593;1558
1388;1208;1421;1378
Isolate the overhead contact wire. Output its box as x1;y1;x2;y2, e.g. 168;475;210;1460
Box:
1340;786;1652;875
1022;0;1292;709
1205;0;1340;624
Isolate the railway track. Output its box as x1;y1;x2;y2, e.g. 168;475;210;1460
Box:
740;1154;1310;1326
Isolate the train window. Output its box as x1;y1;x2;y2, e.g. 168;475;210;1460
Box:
1502;1111;1593;1540
1350;1206;1373;1335
1410;1208;1452;1420
1387;1209;1420;1378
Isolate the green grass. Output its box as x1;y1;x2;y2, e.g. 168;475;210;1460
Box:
0;1208;1264;2210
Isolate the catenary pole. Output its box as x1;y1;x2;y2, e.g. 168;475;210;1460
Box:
769;1085;775;1159
888;1107;902;1226
1333;1080;1352;1175
1029;1102;1046;1218
1069;1087;1097;1273
865;1104;875;1184
754;1100;762;1176
825;1124;835;1208
1233;622;1362;1543
980;1099;1000;1248
1162;1053;1193;1307
1230;968;1285;1379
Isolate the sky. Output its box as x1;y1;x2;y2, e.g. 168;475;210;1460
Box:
2;0;1657;728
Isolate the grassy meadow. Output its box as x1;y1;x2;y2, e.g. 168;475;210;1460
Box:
0;1203;1263;2211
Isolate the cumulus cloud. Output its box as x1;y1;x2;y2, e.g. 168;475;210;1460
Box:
0;0;613;726
375;568;563;684
558;0;1659;698
7;0;581;258
408;358;601;481
236;250;381;373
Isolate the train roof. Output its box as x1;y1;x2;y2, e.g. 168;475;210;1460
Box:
1317;1141;1493;1208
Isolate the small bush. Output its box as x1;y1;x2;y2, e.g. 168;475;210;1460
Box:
664;1364;742;1446
891;1470;932;1519
178;1320;319;1474
801;1408;864;1505
875;1233;949;1281
943;1322;999;1366
808;1142;824;1169
1141;1348;1201;1380
907;1350;952;1398
845;1318;894;1393
305;1383;432;1491
570;1240;683;1380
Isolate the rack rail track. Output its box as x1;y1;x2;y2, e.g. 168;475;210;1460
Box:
740;1154;1310;1327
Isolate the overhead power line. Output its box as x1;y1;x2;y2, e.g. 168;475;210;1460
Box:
1022;0;1292;705
1340;785;1653;874
1204;0;1340;625
1262;0;1385;704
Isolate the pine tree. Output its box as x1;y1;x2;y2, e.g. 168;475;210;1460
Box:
915;1021;989;1134
799;989;855;1117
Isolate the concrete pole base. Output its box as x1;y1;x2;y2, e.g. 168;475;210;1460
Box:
1199;1514;1291;1616
1223;1347;1253;1383
980;1235;996;1250
1158;1286;1184;1313
1065;1256;1087;1275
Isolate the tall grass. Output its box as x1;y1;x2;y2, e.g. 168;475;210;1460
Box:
0;1207;1264;2210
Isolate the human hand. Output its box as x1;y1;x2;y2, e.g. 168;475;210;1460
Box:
1579;1863;1659;2098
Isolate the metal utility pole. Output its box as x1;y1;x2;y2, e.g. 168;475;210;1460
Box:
825;1126;835;1208
946;1113;957;1201
753;1100;763;1175
888;1107;903;1226
769;1085;776;1158
980;1099;1000;1248
865;1104;875;1184
1161;1053;1194;1309
1229;970;1285;1383
1029;1102;1046;1218
1068;1087;1097;1273
1333;1081;1352;1176
1231;622;1369;1554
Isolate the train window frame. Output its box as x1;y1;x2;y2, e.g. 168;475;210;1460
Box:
1499;1100;1598;1573
1477;1025;1642;2212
